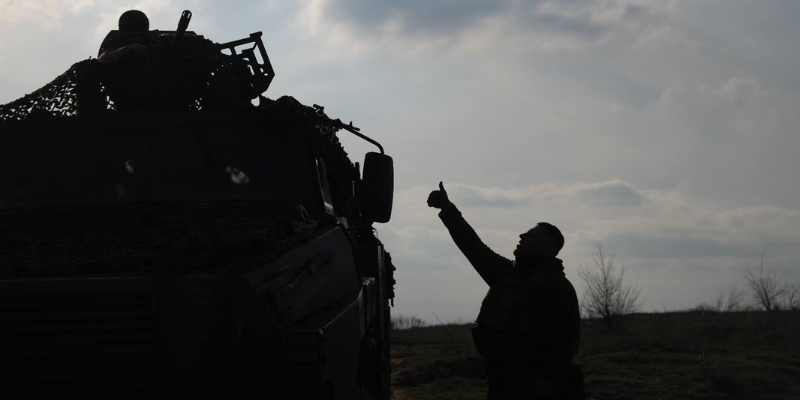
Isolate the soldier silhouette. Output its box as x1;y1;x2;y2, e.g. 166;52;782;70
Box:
428;182;585;399
98;10;151;60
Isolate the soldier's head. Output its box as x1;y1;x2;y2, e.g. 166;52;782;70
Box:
119;10;149;32
514;222;564;260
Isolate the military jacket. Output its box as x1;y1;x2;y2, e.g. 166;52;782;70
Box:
439;205;580;382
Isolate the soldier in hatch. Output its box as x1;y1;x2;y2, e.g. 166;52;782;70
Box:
98;10;151;61
428;182;584;399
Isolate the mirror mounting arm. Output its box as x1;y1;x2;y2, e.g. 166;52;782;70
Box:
338;123;384;154
313;105;384;154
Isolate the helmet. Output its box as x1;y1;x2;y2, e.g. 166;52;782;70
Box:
119;10;149;32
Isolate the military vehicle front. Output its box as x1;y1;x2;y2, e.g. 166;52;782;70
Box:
0;10;395;400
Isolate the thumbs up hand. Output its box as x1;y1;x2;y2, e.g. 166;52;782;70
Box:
427;181;452;210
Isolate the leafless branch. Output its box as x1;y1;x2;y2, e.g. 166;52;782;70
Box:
743;250;788;312
785;282;800;311
578;244;643;331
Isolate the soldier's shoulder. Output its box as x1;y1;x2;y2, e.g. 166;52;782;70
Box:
546;272;576;293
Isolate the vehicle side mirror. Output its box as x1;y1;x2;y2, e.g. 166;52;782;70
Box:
362;152;393;223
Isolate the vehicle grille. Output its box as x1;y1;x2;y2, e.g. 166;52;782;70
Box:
0;285;154;398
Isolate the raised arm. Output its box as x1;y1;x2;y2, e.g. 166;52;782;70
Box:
428;182;512;285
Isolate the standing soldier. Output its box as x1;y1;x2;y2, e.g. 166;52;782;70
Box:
428;182;585;399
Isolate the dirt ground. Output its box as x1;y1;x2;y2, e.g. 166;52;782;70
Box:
390;351;414;400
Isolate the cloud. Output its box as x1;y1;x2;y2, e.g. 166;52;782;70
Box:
379;225;458;266
0;0;72;28
628;22;701;54
716;78;765;105
396;180;646;213
528;0;643;42
295;0;691;56
598;232;748;259
319;0;505;37
448;179;646;209
383;179;800;318
571;180;645;207
446;183;532;208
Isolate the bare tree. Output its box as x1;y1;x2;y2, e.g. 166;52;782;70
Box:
714;281;747;312
725;282;747;311
390;314;427;330
744;251;787;312
699;282;744;314
785;283;800;311
578;244;643;331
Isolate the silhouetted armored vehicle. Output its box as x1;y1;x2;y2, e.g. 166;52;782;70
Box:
0;10;395;400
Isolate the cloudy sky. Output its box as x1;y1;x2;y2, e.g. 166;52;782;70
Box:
2;0;799;322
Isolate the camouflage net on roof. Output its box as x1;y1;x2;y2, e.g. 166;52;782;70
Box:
0;59;108;121
0;33;252;121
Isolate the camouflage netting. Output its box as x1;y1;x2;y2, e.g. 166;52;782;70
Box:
0;59;109;121
0;32;251;120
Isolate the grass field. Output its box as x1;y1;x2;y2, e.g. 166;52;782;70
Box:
390;311;800;400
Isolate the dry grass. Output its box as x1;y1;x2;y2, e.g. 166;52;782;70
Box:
391;310;800;399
